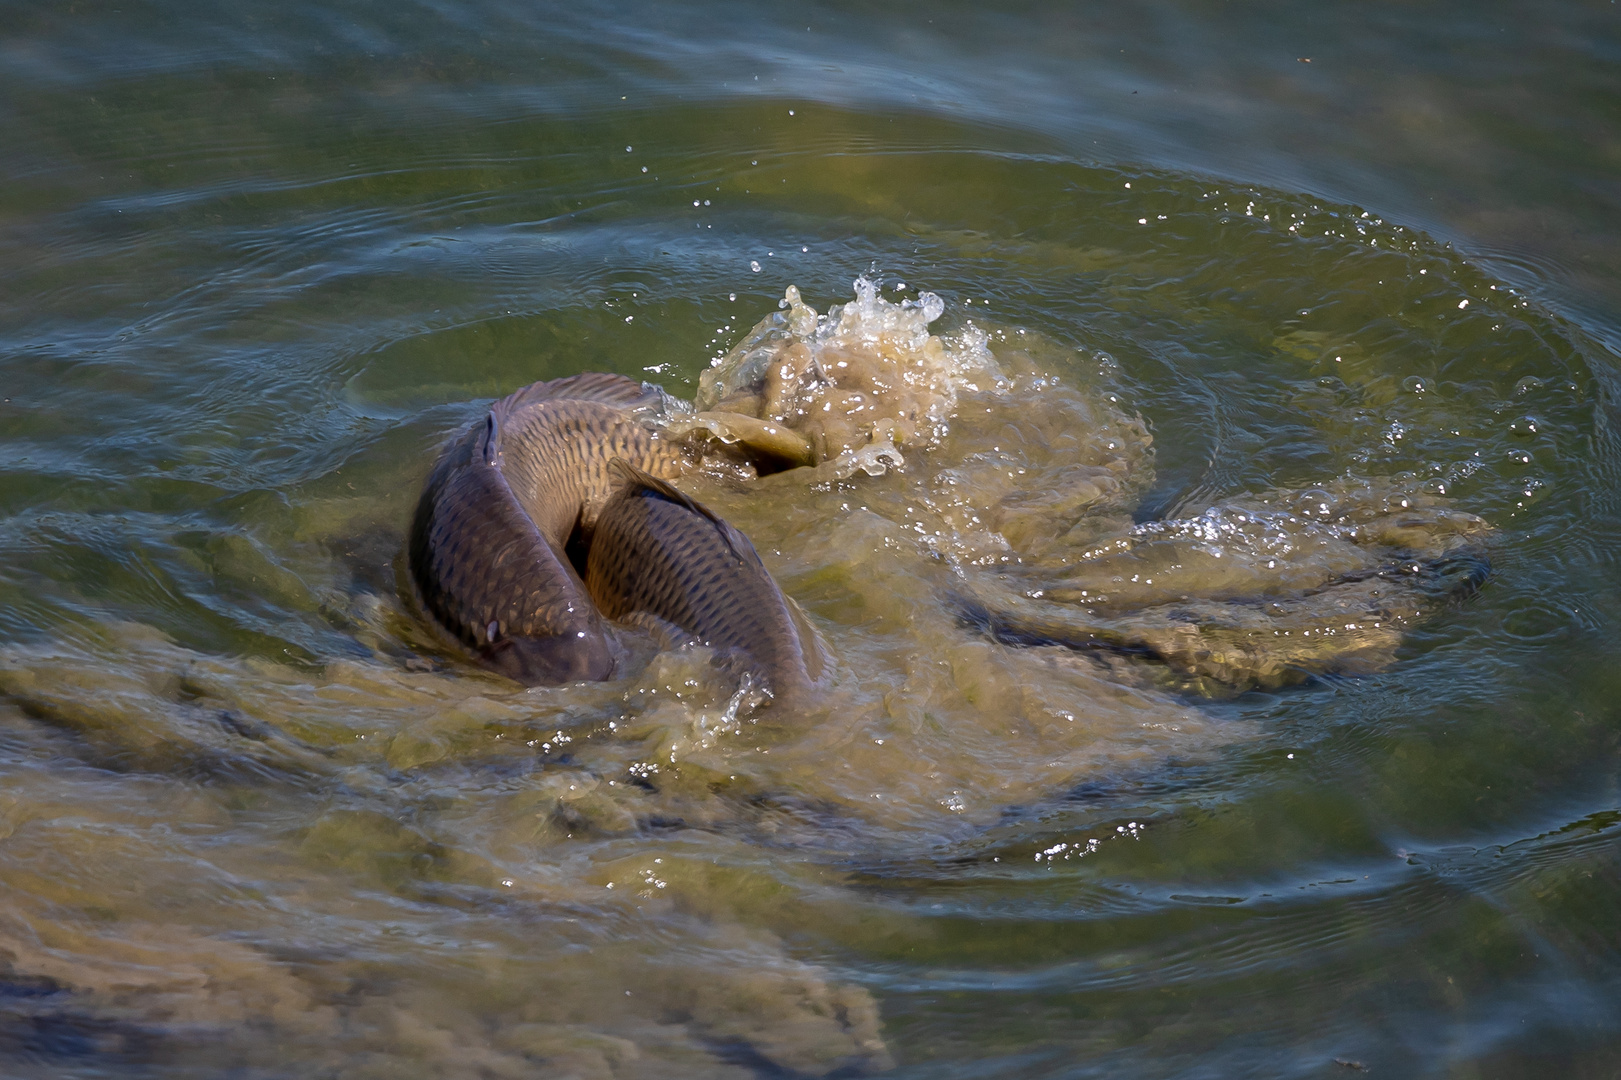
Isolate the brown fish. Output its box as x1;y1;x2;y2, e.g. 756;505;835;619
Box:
408;373;684;683
408;372;821;696
587;460;825;698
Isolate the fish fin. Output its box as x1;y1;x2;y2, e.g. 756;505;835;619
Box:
481;409;502;466
783;594;827;681
607;458;715;525
615;609;699;650
502;372;662;412
606;458;750;564
487;373;663;450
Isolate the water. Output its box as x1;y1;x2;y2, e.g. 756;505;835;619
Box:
2;1;1620;1076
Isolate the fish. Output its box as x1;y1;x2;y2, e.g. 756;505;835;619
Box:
586;460;825;699
407;372;821;696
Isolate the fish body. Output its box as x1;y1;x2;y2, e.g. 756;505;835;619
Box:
408;373;685;684
408;372;821;696
587;461;825;698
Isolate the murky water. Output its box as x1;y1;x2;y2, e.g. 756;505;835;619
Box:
3;2;1621;1076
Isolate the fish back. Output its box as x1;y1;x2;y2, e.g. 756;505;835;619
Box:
492;396;685;544
585;461;823;698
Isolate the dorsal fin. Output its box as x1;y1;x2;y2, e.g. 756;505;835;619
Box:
501;372;662;413
606;458;710;520
606;458;748;563
481;409;502;466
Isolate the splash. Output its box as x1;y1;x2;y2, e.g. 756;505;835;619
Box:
672;277;1002;476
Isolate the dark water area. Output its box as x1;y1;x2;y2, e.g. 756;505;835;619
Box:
1;1;1620;1077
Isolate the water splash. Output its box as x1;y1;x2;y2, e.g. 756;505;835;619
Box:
677;276;1002;475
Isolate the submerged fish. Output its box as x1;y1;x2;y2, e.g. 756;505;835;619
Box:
407;372;819;696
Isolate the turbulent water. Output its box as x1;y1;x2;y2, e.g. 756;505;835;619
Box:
3;2;1621;1077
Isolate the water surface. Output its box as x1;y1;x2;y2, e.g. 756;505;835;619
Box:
2;1;1620;1076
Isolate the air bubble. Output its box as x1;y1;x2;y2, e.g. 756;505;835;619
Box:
750;261;761;272
1402;376;1428;394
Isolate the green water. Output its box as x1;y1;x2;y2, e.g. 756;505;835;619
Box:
2;1;1620;1076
